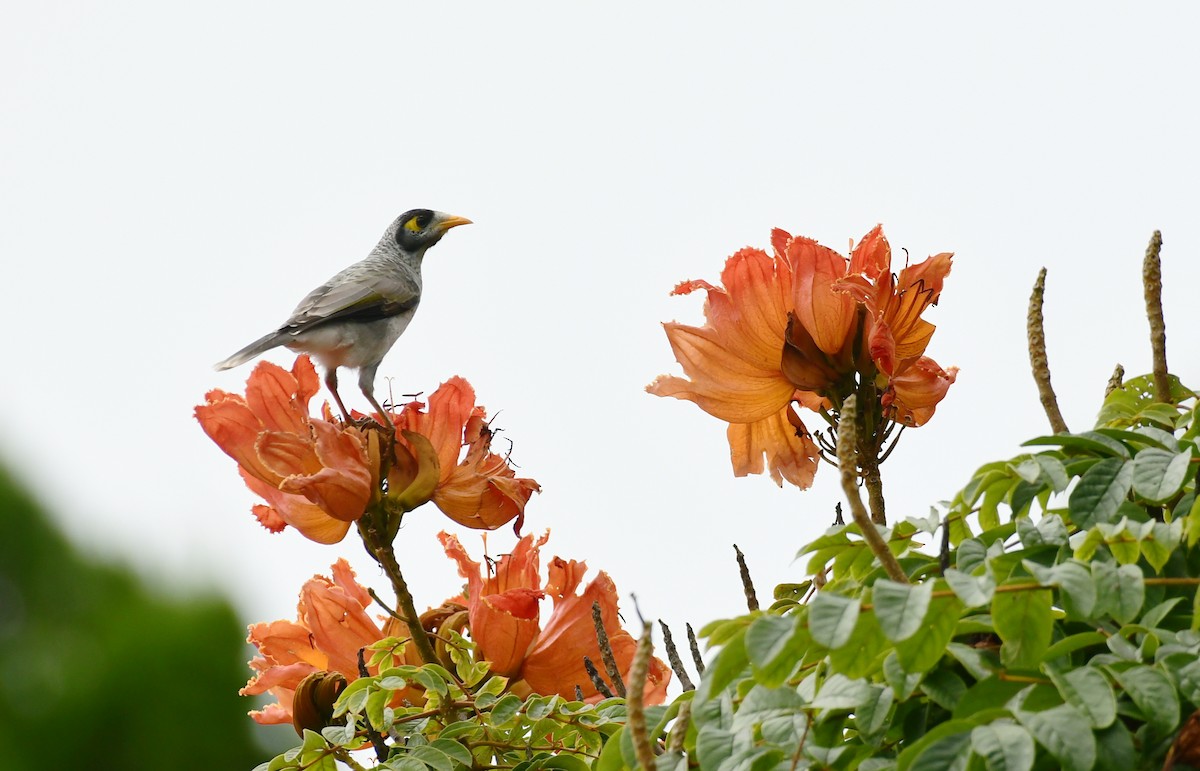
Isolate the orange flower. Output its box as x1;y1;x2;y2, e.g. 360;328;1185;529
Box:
647;246;820;488
391;378;541;531
241;559;386;725
651;225;957;481
198;359;540;539
196;357;373;543
441;532;671;704
439;531;546;676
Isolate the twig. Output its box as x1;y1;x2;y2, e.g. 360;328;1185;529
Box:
686;623;705;674
861;457;888;525
832;502;844;526
1142;231;1170;403
582;656;615;698
838;395;908;583
626;621;658;770
733;545;760;611
1027;268;1069;433
658;620;695;691
574;685;584;701
667;699;692;753
591;601;626;696
357;649;389;761
1105;363;1125;399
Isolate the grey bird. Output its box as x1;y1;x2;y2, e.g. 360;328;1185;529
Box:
214;209;472;426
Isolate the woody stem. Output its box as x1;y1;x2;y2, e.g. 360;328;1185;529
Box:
358;517;439;666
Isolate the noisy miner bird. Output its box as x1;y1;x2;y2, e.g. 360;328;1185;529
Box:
214;209;472;428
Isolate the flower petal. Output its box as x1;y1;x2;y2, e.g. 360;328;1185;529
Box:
726;405;819;489
886;356;958;426
789;236;856;356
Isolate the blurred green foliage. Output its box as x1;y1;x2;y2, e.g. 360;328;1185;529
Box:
0;465;264;770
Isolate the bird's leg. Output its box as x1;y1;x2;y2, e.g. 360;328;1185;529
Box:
324;368;354;424
359;365;395;434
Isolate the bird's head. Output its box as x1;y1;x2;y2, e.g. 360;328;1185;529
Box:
389;209;472;254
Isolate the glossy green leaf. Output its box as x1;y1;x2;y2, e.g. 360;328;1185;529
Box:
1068;458;1132;529
993;588;1052;668
944;568;995;608
1131;448;1193;503
970;722;1035;771
1110;665;1179;736
1011;694;1095;771
1023;432;1130;458
808;591;859;649
744;614;802;683
895;595;963;673
1045;665;1115;728
812;673;871;709
874;580;934;642
828;610;888;680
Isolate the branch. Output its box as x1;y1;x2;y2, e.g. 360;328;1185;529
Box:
733;545;760;611
591;601;626;697
1027;268;1069;433
356;648;389;761
838;395;908;583
1142;230;1170;403
625;621;658;770
658;620;695;691
686;623;705;674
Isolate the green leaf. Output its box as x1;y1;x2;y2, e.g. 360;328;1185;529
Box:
808;591;860;649
693;725;735;771
908;732;971;771
1068;458;1132;529
1011;694;1096;771
855;685;895;745
1142;520;1183;573
1033;455;1071;492
922;669;967;711
1042;632;1106;662
970;722;1035;771
1112;564;1145;623
946;642;997;681
944;568;995;608
885;650;923;699
744;614;802;685
829;610;888;680
1023;432;1130;458
992;588;1052;668
953;676;1027;720
1109;665;1180;736
429;739;473;767
896;719;977;771
874;580;934;642
488;694;522;725
1131;448;1193;503
695;626;749;701
1045;665;1116;728
1093;721;1136;771
1176;659;1200;706
409;746;454;771
896;595;963;673
812;673;871;709
957;539;988;574
732;684;805;730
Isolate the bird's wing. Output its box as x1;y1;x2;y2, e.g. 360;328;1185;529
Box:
283;262;420;331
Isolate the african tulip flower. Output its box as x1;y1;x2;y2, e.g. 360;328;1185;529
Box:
197;357;540;540
196;356;373;543
651;225;956;486
647;246;821;488
241;559;388;726
391;377;541;531
440;532;671;704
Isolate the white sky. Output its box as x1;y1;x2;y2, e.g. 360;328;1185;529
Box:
2;3;1198;667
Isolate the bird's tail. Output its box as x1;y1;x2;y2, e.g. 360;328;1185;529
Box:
213;331;285;371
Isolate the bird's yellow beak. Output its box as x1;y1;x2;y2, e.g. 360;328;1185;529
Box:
437;215;473;231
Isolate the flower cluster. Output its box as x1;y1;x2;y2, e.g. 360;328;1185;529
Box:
649;225;956;488
195;356;540;543
240;559;398;726
439;531;671;704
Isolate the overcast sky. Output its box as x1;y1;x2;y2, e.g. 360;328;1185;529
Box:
2;3;1198;675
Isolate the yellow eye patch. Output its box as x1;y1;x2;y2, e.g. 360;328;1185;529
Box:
404;217;423;232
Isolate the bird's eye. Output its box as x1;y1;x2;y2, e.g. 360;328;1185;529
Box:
404;216;424;233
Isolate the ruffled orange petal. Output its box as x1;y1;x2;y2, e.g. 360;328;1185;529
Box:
243;357;320;434
649;247;796;424
195;392;284;486
726;405;819;489
886;356;958;427
848;225;891;281
241;470;353;544
522;571;670;703
789;236;856;356
299;563;385;677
